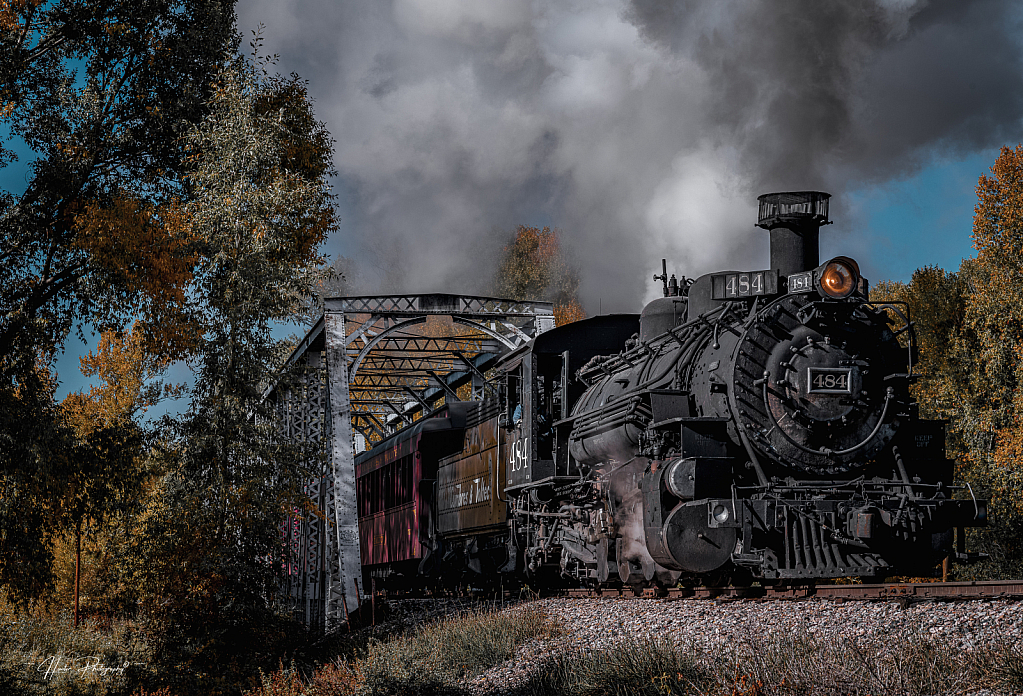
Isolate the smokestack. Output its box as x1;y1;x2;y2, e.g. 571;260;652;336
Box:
756;191;831;277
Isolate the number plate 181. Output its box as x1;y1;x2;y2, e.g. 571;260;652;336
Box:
807;367;853;394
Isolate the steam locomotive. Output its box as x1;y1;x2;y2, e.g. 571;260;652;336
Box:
355;191;987;590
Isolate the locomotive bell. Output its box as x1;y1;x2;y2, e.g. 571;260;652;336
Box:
756;191;831;277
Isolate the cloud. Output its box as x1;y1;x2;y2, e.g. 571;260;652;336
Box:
238;0;1023;310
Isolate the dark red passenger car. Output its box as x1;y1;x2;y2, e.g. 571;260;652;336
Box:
354;403;469;577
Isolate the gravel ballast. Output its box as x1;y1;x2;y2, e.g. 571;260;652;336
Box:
459;596;1023;694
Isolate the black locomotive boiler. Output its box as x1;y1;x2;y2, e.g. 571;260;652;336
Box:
356;191;987;590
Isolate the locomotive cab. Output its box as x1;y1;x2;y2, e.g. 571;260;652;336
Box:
502;314;641;492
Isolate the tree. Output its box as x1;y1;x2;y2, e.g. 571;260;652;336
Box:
872;145;1023;578
0;357;71;601
493;225;585;325
958;144;1023;575
116;57;335;692
0;0;236;601
871;267;973;428
299;253;360;324
0;337;149;610
0;0;236;361
54;323;182;624
62;321;185;434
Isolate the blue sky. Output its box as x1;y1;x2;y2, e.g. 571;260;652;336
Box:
837;151;995;285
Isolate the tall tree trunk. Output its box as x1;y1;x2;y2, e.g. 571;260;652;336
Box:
74;519;81;628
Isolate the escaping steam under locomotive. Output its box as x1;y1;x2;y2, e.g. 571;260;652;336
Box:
354;191;988;590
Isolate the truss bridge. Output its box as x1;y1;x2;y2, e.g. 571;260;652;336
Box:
264;294;554;629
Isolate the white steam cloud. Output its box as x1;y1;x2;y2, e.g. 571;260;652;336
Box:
239;0;1023;311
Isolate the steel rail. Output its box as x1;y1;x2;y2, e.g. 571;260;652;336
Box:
560;579;1023;603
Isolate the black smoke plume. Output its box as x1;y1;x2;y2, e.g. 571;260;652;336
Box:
238;0;1023;310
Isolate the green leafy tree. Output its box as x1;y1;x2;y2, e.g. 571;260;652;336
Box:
0;0;236;601
0;359;71;601
871;266;973;433
301;253;359;323
117;57;335;693
0;0;237;359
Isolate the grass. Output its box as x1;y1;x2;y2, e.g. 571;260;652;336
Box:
355;604;559;696
516;629;1023;696
517;638;711;696
0;594;556;696
245;661;364;696
246;603;1023;696
246;603;559;696
0;599;155;696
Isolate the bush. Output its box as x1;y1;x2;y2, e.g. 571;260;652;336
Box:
716;631;1023;696
975;642;1023;695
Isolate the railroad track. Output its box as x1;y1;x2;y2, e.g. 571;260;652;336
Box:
561;579;1023;603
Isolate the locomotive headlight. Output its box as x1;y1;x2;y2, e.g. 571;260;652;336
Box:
818;256;860;299
712;504;730;523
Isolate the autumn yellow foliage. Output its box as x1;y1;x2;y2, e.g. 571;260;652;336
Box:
554;298;586;326
967;144;1023;528
0;0;41;34
873;145;1023;575
72;197;200;358
494;225;586;326
61;322;184;437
